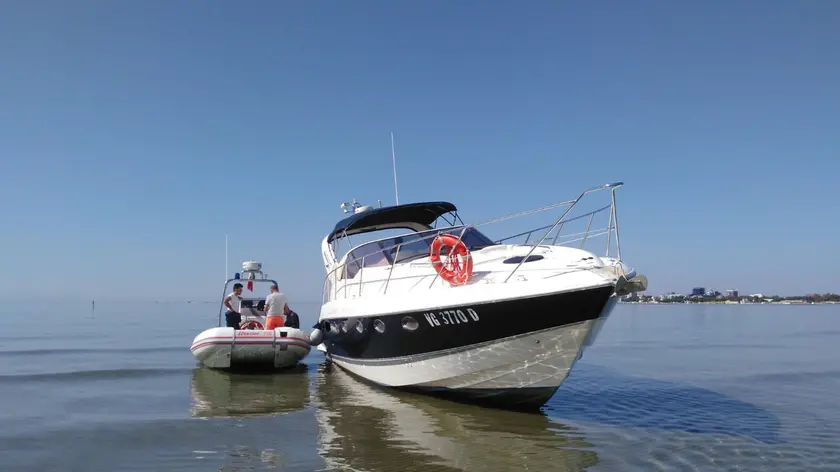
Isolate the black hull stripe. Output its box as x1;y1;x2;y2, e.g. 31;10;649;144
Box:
322;284;615;360
328;321;588;366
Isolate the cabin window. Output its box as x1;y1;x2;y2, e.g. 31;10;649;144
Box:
343;243;390;279
341;226;497;279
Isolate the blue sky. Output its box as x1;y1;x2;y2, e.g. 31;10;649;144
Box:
1;1;838;302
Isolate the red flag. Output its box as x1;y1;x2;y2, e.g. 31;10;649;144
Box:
247;281;253;292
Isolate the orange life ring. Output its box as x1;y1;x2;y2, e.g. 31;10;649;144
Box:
240;320;264;330
429;234;473;285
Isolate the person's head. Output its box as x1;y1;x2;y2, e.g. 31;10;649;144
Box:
270;283;279;293
233;283;243;295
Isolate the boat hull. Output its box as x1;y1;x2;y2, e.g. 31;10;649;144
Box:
191;327;312;370
321;285;619;410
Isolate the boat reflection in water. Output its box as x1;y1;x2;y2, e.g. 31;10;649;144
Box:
189;365;310;418
312;363;599;472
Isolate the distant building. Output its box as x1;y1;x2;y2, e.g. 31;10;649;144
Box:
726;289;739;298
691;287;705;296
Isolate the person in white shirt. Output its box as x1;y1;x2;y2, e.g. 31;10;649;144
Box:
264;284;292;330
223;283;244;329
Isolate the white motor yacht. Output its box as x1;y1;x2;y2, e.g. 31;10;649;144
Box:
311;182;648;410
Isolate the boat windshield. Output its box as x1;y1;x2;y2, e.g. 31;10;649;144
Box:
342;226;496;279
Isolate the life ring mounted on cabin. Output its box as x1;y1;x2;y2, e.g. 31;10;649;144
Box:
429;234;473;286
240;320;264;330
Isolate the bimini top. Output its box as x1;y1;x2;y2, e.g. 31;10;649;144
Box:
327;201;457;243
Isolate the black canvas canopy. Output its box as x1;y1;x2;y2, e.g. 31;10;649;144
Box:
327;202;458;243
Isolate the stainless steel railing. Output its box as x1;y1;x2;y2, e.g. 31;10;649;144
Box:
321;182;625;304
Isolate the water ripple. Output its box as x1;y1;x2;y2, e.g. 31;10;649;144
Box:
738;369;840;383
0;367;191;383
0;346;185;357
546;364;783;444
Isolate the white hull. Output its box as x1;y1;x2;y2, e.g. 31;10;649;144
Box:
191;327;312;369
317;182;645;409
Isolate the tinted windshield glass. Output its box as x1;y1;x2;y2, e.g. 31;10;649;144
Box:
342;227;496;278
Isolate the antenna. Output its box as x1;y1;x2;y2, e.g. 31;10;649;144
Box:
391;132;400;205
225;233;229;280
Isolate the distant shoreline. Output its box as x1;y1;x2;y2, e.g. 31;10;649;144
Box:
624;293;839;305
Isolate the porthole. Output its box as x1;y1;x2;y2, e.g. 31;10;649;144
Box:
401;316;419;331
355;320;364;334
343;319;361;333
373;319;386;334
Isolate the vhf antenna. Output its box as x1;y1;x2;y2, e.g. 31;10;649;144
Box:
391;132;399;205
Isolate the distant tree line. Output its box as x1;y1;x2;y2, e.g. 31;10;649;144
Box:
799;293;840;303
623;292;840;304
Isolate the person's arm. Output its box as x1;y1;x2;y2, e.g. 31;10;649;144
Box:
224;295;234;312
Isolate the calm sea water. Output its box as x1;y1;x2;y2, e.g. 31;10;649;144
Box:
1;301;838;471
